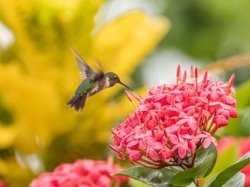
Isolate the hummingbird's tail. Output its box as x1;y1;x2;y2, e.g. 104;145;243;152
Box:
66;94;87;112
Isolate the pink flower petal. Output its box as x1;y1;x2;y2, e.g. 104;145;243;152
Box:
129;150;143;162
147;147;158;161
178;146;187;158
169;134;179;144
230;108;237;118
203;138;211;148
213;115;228;127
126;141;139;149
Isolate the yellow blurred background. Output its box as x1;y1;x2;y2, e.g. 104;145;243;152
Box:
0;0;169;186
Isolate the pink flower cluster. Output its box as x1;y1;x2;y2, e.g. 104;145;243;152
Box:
110;66;237;169
29;157;129;187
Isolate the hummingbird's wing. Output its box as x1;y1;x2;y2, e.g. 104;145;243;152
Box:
70;48;104;81
91;57;105;81
70;48;95;80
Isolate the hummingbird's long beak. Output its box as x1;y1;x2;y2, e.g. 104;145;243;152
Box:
119;82;133;91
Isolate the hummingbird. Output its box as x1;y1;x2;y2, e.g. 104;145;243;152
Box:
66;48;133;112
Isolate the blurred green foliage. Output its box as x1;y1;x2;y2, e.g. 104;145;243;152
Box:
161;0;250;60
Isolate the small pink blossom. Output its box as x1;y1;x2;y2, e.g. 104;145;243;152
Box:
111;66;237;169
29;156;129;187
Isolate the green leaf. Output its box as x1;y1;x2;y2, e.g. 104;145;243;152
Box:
170;167;198;186
129;178;151;187
195;143;217;178
203;172;245;187
170;144;217;186
114;166;178;187
203;141;237;185
170;154;215;186
203;151;250;187
223;172;245;187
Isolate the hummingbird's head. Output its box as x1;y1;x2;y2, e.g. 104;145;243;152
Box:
106;72;120;86
106;72;133;91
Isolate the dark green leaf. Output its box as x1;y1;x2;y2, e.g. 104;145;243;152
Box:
203;151;250;187
170;144;217;186
114;166;178;187
195;143;217;177
169;167;198;186
170;153;215;186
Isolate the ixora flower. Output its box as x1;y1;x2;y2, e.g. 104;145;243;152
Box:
29;156;129;187
110;65;237;169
